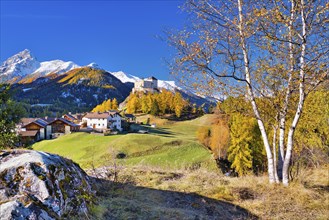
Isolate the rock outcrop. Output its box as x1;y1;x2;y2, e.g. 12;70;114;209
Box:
0;150;94;220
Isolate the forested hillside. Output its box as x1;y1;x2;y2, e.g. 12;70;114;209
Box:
11;67;133;116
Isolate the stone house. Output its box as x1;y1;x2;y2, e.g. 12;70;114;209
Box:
132;76;159;93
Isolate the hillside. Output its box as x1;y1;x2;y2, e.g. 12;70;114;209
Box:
11;67;133;116
31;114;329;219
32;114;218;169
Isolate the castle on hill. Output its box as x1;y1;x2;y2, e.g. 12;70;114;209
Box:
132;76;159;93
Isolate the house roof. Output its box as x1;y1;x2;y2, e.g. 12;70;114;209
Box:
63;114;78;121
20;118;36;126
22;119;48;128
84;112;111;119
72;113;86;120
40;117;56;123
145;76;157;80
84;112;121;119
124;114;135;118
19;130;38;137
48;118;80;127
108;111;121;117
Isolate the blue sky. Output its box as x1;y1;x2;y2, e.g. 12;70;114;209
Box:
0;0;187;80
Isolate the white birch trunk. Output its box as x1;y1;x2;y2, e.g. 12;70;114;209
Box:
278;0;295;181
282;0;307;186
273;125;279;183
237;0;275;183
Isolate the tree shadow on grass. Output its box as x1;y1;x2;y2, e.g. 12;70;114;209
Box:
91;177;258;220
139;125;177;138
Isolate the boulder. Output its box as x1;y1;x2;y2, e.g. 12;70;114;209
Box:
0;150;94;219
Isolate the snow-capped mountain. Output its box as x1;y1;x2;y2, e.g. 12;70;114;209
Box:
1;49;218;107
158;80;182;91
34;60;79;76
0;49;40;81
110;71;140;83
87;62;102;70
109;70;181;92
0;49;79;83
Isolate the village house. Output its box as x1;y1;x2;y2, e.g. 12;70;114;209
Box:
19;130;39;145
82;111;122;131
62;112;85;124
48;118;80;138
20;119;49;140
18;118;50;145
17;117;80;142
132;76;159;93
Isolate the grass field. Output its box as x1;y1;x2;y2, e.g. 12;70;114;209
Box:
89;166;329;220
31;114;329;219
32;114;218;170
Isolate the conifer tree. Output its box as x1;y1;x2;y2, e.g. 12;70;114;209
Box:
228;114;254;176
141;96;149;113
0;84;24;148
150;99;160;116
174;92;184;118
105;99;112;110
127;94;139;113
112;98;118;110
158;92;167;114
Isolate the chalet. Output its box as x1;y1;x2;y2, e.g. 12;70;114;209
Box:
63;113;78;122
82;111;122;131
62;113;85;124
19;130;39;145
21;119;49;140
132;76;159;93
48;118;80;138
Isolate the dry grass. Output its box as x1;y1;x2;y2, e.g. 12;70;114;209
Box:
89;166;329;219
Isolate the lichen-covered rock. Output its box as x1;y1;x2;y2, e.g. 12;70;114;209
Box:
0;150;94;220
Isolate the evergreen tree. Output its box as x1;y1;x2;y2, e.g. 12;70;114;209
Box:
0;84;25;149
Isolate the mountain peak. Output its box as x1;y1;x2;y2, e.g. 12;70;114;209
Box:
20;49;32;56
3;49;37;65
87;62;102;70
0;49;40;82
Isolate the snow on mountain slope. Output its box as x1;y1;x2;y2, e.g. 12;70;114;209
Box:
110;71;140;83
158;80;182;91
0;49;40;81
34;60;80;76
110;70;182;91
87;62;102;70
0;49;79;83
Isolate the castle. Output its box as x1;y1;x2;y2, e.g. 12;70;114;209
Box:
132;76;159;93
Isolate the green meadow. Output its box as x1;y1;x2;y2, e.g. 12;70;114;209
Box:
32;114;218;170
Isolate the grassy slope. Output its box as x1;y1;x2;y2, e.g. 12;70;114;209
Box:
90;166;329;220
32;114;218;169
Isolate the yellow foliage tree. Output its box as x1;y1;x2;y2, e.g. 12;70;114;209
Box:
174;92;184;117
210;117;230;159
112;98;118;110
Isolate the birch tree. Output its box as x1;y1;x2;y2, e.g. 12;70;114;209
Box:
168;0;328;185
